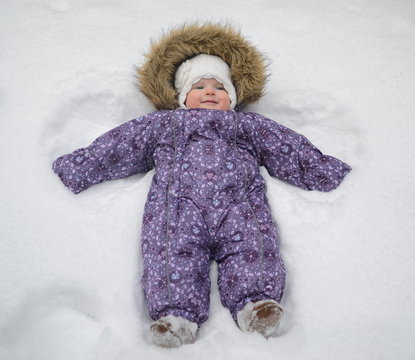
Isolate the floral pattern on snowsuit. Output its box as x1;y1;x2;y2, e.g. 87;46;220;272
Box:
52;109;351;326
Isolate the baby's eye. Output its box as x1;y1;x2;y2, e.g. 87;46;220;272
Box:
217;86;225;91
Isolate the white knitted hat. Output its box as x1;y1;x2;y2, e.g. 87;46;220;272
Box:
174;54;237;109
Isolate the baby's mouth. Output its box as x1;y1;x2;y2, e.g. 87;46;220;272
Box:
202;100;218;104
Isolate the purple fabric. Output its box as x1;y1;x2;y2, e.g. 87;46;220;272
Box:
53;109;351;325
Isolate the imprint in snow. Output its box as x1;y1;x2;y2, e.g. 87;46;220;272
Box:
0;286;105;360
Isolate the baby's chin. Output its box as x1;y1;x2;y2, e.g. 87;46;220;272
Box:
191;103;230;111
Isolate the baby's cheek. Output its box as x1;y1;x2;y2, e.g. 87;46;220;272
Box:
222;98;231;111
184;92;200;109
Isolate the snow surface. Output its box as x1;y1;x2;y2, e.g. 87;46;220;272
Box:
1;0;415;359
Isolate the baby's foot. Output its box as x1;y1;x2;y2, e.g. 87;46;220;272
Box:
237;299;283;338
150;315;198;348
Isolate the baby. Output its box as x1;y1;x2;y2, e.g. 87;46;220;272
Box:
52;24;351;348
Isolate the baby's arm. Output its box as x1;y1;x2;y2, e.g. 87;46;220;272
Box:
243;112;351;192
52;113;159;194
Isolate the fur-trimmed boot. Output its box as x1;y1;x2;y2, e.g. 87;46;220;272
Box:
150;315;198;348
237;299;283;338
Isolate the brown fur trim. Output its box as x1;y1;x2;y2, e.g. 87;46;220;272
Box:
137;23;268;110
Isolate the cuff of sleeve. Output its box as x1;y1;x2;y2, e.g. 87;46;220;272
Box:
52;157;90;194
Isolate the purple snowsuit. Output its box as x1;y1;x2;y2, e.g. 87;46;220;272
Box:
52;109;351;326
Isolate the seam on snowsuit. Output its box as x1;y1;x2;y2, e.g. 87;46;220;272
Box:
232;111;266;294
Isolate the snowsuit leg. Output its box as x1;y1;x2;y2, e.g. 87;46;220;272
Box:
214;190;285;322
141;194;211;326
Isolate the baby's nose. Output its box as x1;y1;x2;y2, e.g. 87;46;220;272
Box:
205;87;215;95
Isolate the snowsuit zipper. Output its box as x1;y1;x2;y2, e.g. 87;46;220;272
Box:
164;110;178;307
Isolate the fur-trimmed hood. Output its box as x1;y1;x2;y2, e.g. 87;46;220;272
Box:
137;23;268;110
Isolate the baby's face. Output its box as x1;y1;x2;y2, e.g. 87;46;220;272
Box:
185;78;231;111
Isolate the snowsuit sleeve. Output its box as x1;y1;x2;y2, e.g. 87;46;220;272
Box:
242;112;351;192
52;112;159;194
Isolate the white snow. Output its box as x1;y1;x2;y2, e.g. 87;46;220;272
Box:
1;0;415;359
